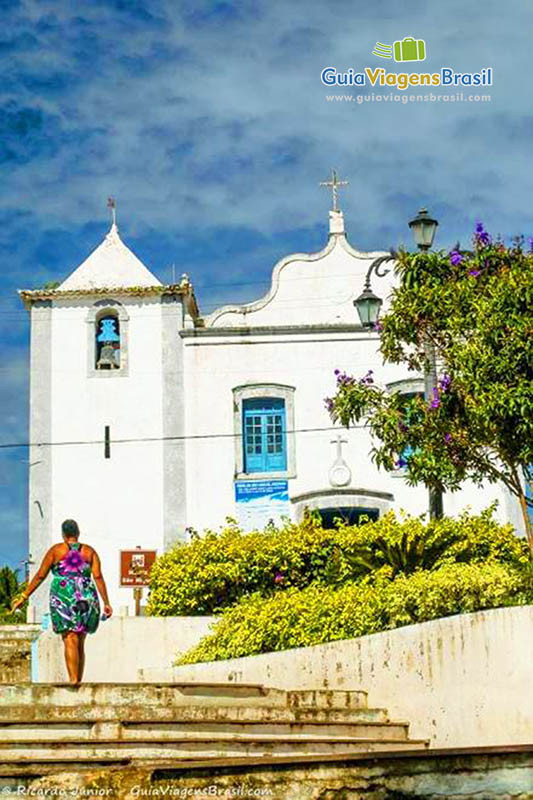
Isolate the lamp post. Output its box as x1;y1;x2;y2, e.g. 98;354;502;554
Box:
408;207;438;251
408;208;443;520
354;209;443;520
354;252;396;329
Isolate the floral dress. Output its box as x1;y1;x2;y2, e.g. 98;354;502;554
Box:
49;542;100;634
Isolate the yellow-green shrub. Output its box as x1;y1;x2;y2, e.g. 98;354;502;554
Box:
177;562;531;664
147;508;528;616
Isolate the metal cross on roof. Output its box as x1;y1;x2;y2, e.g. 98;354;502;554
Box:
107;196;117;227
319;169;349;212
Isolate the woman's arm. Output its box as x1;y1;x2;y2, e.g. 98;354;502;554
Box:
11;547;55;611
90;550;113;616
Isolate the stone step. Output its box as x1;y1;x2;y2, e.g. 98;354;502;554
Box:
0;703;387;725
0;681;429;773
0;737;429;763
0;683;369;711
0;718;408;742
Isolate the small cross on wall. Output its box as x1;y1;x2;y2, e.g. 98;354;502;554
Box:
319;169;349;212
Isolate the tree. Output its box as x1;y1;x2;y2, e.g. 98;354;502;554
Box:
0;565;21;611
325;223;533;551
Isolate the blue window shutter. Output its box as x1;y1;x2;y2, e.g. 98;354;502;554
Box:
526;466;533;527
398;392;422;469
243;398;287;473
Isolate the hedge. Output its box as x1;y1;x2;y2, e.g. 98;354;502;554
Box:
177;561;532;664
146;507;529;616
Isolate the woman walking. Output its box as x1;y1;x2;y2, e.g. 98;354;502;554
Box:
11;519;112;685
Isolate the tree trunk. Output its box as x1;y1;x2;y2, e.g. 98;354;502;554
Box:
517;490;533;556
424;338;443;519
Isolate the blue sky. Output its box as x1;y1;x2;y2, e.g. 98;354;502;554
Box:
1;0;532;572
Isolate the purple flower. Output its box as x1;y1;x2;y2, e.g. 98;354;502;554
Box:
336;371;355;386
395;457;407;468
359;370;374;385
450;251;464;266
274;573;284;584
62;549;85;573
445;433;452;443
430;387;441;409
468;269;481;277
528;237;533;253
474;221;491;247
373;320;384;332
334;369;340;375
439;374;451;392
324;397;334;412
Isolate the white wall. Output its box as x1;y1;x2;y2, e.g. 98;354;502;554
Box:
139;606;533;749
183;229;518;536
34;615;214;683
30;296;166;619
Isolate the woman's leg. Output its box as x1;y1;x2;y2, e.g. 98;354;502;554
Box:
77;633;87;683
61;632;80;684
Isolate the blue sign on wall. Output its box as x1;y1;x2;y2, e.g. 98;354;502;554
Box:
235;479;289;531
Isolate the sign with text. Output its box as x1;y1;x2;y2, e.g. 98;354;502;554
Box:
235;479;289;532
120;549;157;587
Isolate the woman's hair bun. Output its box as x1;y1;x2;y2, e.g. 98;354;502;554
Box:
61;519;80;537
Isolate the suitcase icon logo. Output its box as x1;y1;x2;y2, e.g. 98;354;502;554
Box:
393;37;426;62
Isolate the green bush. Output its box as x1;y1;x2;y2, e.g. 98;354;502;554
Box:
147;508;528;616
0;610;26;625
147;515;341;615
178;561;532;664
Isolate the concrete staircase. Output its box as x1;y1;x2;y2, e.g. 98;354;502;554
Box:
0;682;429;776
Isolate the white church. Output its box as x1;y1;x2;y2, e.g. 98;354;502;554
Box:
20;189;526;618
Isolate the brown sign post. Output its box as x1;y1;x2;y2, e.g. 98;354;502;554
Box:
120;547;157;616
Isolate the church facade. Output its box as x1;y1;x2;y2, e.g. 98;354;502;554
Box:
20;206;526;618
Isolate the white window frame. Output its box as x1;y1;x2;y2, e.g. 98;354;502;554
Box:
86;300;130;378
233;383;296;480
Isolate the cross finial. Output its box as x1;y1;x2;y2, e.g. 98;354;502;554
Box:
107;196;117;227
319;169;349;212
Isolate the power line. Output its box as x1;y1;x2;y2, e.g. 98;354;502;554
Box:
0;424;364;451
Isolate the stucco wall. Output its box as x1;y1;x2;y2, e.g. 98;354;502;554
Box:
182;230;524;537
140;606;533;749
0;624;41;683
29;294;187;621
33;615;214;683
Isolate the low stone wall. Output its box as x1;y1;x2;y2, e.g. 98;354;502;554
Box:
34;615;214;683
140;606;533;750
0;625;41;683
2;747;532;798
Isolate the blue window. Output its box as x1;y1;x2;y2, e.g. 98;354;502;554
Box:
397;392;422;470
243;398;287;473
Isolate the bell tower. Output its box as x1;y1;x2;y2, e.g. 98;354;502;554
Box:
20;218;199;620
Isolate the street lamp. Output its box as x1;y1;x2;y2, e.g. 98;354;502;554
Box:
408;207;438;251
408;207;443;520
354;253;396;328
353;208;443;521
